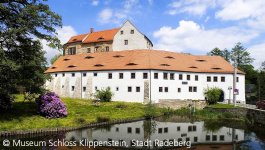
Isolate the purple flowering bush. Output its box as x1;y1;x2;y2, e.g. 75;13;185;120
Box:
36;92;68;118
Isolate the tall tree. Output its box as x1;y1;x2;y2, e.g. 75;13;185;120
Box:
258;61;265;100
50;54;62;64
0;0;62;111
207;47;230;62
231;42;254;69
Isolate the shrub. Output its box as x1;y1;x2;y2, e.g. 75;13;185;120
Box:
95;87;113;102
36;92;68;118
203;87;222;105
144;103;156;118
24;92;39;102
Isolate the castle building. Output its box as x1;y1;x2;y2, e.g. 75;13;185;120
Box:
45;50;245;103
63;20;153;55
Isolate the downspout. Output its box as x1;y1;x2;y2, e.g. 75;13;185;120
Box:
149;69;152;103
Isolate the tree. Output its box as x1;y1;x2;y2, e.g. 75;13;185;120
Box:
203;87;222;105
231;42;254;69
0;0;62;111
207;47;230;62
257;61;265;100
50;54;62;64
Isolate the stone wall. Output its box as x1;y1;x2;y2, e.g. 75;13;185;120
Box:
156;99;207;110
205;107;265;126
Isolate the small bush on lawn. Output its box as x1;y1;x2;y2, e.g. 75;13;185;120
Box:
144;103;156;118
95;87;113;102
203;87;222;105
36;92;68;118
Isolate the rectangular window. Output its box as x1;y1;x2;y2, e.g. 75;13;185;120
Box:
236;77;239;82
193;87;197;92
116;87;119;91
55;73;57;77
159;87;163;92
164;127;168;133
193;125;197;131
178;88;181;93
71;86;75;91
72;73;75;77
221;76;225;82
83;87;86;92
120;30;123;35
189;86;192;92
119;73;123;79
163;73;168;80
154;73;158;79
130;30;134;34
195;75;198;81
95;86;98;91
124;40;128;45
187;75;190;80
68;47;76;55
87;48;91;53
212;135;217;141
177;126;181;131
105;46;109;52
170;73;174;80
179;74;183;80
94;46;99;52
207;76;211;82
62;73;65;77
220;135;225;141
135;128;140;134
188;126;192;132
158;128;163;134
214;76;218;82
131;73;135;79
108;73;112;79
127;127;132;133
94;72;97;76
136;86;140;92
194;137;198;142
143;73;148;79
83;73;87;77
62;85;64;88
186;137;190;141
206;135;210;141
128;86;132;92
116;127;119;132
164;87;168;92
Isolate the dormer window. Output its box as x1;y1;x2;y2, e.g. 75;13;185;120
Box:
51;67;56;69
196;59;206;62
63;58;70;61
126;63;138;66
165;56;175;59
189;66;198;69
98;37;104;40
120;30;123;35
68;65;76;68
130;30;134;34
85;56;94;59
94;64;104;67
160;64;170;66
212;67;222;70
113;55;124;58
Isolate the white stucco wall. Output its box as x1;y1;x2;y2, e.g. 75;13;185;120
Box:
112;21;152;51
45;69;245;103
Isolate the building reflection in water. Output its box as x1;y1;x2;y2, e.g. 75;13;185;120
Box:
65;118;244;149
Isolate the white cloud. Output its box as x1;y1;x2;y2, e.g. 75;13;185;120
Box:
249;42;265;69
167;0;216;16
41;26;77;65
98;8;113;24
97;0;141;24
153;20;257;53
91;0;99;6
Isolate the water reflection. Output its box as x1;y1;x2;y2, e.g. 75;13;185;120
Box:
1;116;265;150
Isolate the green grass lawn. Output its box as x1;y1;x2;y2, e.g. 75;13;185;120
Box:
207;103;239;108
0;95;165;132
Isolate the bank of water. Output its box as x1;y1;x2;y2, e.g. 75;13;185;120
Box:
0;115;264;150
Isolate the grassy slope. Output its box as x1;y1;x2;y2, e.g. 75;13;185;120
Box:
0;95;165;131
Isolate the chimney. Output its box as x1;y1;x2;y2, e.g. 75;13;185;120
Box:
90;28;94;33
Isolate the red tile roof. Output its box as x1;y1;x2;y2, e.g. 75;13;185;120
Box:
46;50;244;74
82;28;120;43
65;28;120;44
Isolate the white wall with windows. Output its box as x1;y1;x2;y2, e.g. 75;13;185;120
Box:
46;69;245;103
112;21;152;51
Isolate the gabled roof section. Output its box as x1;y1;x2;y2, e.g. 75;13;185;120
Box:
67;34;88;44
82;28;120;43
46;50;244;74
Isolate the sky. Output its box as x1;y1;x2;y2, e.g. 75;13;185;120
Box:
44;0;265;68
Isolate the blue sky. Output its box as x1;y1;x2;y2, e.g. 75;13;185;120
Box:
44;0;265;68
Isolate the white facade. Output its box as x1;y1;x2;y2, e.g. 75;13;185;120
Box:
46;69;245;103
112;21;153;51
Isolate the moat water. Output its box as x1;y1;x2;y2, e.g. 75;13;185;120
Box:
1;115;265;150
